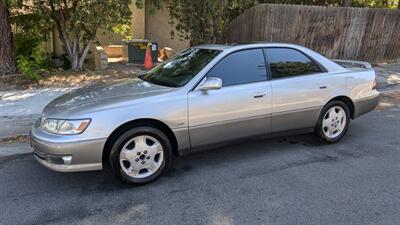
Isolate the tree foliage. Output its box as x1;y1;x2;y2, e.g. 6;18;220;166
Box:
16;44;48;80
139;0;257;45
167;0;258;45
260;0;399;8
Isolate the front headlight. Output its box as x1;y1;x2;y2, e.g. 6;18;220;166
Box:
41;118;91;135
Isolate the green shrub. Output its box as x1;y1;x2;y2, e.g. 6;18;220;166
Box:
17;56;40;81
16;45;49;81
31;45;49;69
13;33;42;58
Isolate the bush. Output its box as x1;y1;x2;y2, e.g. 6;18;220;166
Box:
17;56;40;81
13;33;42;58
16;45;49;81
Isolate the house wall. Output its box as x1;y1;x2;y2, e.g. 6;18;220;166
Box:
144;1;190;52
131;3;145;39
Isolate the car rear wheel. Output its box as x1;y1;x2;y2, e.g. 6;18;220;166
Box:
108;126;172;185
315;101;350;143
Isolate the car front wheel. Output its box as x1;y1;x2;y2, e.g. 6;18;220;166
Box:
315;101;350;143
108;126;172;185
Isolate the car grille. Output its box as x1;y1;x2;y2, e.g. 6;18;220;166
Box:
33;150;66;164
33;149;46;160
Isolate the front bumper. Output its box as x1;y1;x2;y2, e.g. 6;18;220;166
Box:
31;121;106;172
354;93;380;118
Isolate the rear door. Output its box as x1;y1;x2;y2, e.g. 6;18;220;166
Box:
188;48;272;148
265;47;331;132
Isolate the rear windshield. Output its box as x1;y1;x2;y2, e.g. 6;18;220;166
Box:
139;48;221;87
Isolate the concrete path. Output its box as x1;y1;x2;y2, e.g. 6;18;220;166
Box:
0;88;74;117
374;63;400;92
0;88;75;139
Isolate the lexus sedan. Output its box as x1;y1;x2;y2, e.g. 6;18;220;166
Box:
31;43;379;185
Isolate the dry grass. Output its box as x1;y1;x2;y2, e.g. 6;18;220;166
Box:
0;135;30;144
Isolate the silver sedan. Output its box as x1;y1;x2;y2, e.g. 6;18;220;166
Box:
31;43;379;185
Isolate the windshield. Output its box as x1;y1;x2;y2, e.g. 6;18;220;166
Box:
139;48;221;87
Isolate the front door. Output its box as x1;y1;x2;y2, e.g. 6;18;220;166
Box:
188;48;272;148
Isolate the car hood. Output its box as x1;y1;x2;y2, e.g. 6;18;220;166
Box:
44;78;174;114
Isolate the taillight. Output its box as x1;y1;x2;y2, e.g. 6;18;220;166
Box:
372;79;377;90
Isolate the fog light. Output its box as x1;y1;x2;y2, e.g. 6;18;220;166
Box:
62;156;72;165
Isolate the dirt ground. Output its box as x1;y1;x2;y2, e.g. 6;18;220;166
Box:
0;62;146;91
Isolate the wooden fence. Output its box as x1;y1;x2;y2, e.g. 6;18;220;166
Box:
225;4;400;63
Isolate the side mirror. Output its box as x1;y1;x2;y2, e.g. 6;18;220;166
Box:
197;77;222;91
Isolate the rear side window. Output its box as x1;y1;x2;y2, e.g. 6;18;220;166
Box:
266;48;323;79
207;49;267;86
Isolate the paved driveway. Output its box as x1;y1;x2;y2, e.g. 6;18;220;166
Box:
0;91;399;225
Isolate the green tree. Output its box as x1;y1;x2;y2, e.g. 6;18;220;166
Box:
26;0;132;71
168;0;258;45
138;0;258;45
342;0;352;6
352;0;399;8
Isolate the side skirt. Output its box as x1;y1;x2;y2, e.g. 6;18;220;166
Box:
177;127;314;156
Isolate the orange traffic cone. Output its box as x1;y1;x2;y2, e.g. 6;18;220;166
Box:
143;44;153;70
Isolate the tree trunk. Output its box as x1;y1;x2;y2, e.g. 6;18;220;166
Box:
77;40;92;70
0;1;17;76
342;0;352;7
56;30;92;71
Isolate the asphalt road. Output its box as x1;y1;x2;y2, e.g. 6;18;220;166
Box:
1;92;399;225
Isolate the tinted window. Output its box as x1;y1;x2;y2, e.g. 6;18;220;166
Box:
140;48;220;87
266;48;323;79
207;49;267;86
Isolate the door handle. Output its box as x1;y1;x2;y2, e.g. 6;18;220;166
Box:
256;65;266;70
253;93;266;98
319;86;327;89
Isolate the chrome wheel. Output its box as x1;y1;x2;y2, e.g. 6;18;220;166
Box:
119;135;164;179
322;106;347;139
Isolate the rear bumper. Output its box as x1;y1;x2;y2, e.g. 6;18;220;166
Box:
354;93;380;118
31;124;106;172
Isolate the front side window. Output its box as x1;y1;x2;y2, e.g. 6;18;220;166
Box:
266;48;323;79
140;48;221;87
207;49;267;86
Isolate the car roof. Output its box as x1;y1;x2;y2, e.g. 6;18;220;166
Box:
194;42;347;73
194;42;303;51
195;44;232;50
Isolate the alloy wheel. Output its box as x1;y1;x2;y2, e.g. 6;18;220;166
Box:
322;106;347;139
119;135;164;179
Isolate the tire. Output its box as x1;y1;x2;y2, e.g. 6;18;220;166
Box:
315;101;350;144
107;126;172;185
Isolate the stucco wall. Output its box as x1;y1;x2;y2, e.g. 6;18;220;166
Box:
131;4;145;39
144;1;190;52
